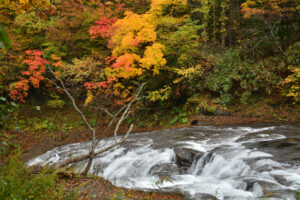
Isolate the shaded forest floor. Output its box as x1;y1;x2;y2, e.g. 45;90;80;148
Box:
1;102;299;199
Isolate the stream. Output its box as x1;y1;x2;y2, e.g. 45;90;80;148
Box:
28;124;300;200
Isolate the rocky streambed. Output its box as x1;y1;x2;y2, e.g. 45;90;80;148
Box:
28;124;300;200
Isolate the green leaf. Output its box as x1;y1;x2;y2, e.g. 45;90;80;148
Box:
181;118;189;123
169;116;179;125
36;106;41;111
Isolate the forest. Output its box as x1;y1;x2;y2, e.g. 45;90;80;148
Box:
0;0;300;199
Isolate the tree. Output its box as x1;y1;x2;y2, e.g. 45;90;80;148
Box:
0;0;54;26
191;0;231;50
9;49;145;174
49;66;145;175
45;0;107;60
89;10;167;100
241;0;300;57
9;50;49;102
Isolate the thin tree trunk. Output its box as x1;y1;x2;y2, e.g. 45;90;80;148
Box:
47;68;145;173
47;66;97;175
221;35;225;56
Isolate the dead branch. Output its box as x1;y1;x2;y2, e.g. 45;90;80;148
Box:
54;124;133;169
49;79;146;173
47;67;97;144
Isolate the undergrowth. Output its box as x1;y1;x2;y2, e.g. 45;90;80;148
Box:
0;150;78;200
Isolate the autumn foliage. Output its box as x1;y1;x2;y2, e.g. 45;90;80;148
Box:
89;16;118;39
9;50;48;102
9;50;62;102
87;8;168;99
1;0;299;106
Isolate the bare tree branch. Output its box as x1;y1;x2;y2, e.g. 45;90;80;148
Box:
47;66;97;144
263;19;285;57
87;106;115;118
49;80;146;173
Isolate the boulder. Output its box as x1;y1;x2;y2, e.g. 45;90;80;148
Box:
149;163;179;176
173;146;204;173
190;120;199;126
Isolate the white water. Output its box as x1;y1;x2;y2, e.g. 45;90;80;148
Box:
28;125;300;199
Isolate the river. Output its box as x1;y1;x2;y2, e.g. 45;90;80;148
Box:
28;124;300;200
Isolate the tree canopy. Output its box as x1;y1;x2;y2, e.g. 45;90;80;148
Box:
0;0;299;106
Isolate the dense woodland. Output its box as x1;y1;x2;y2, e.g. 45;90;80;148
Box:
0;0;300;199
0;0;299;111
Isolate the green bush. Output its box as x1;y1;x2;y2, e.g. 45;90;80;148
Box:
0;97;17;129
204;49;282;105
0;152;66;200
47;99;65;109
282;42;300;103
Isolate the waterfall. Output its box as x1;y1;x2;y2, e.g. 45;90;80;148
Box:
28;125;300;200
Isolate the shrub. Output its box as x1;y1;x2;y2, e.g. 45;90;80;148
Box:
47;99;65;109
282;42;300;103
0;97;17;129
0;151;66;200
204;49;282;105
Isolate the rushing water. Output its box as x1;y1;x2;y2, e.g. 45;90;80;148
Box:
28;125;300;200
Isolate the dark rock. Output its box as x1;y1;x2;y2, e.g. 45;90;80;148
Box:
149;163;179;176
173;146;204;173
256;138;300;149
272;175;292;186
244;138;300;164
190;120;199;126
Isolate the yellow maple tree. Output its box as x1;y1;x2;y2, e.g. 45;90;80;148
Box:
140;43;166;75
91;0;193;100
110;11;157;56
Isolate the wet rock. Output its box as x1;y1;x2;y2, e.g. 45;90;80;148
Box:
149;163;179;176
272;175;292;186
256;138;300;149
173;146;204;173
190;120;199;126
186;193;217;200
244;138;300;164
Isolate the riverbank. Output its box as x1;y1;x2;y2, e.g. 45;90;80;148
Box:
58;175;184;200
1;103;299;199
14;105;300;163
25;123;300;200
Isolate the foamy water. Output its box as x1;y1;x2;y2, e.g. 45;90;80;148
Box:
28;125;300;199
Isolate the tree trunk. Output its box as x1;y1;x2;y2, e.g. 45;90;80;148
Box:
46;68;145;174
